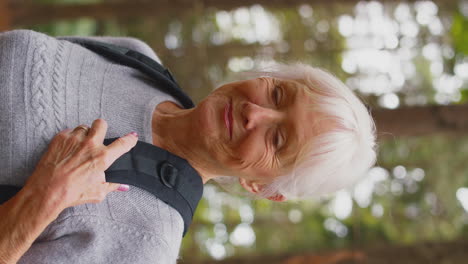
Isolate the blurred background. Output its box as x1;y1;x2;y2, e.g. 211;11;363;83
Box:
2;0;468;263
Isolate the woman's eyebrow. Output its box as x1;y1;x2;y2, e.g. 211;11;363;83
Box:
279;134;298;168
280;80;298;105
279;86;300;166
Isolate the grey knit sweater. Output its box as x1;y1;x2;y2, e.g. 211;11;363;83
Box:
0;30;184;263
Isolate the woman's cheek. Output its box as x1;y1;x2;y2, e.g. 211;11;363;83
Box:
234;133;265;165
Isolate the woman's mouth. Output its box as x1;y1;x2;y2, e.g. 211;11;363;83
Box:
224;101;233;140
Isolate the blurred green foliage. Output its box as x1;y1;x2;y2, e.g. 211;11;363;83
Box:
452;12;468;56
452;11;468;102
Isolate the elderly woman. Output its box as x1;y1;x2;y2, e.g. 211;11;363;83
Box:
0;30;376;264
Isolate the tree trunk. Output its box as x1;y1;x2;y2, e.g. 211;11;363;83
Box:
0;1;11;31
189;239;468;264
372;104;468;140
10;0;453;26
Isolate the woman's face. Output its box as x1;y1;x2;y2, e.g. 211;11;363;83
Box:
190;77;325;185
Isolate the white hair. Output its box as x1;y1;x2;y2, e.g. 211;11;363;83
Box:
214;63;377;200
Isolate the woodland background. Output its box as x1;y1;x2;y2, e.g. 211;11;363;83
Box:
1;0;468;263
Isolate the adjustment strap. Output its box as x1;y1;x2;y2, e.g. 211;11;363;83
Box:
104;138;203;237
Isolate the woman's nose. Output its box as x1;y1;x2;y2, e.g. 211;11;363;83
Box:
242;102;282;130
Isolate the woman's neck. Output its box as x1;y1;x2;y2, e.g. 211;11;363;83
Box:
151;101;215;184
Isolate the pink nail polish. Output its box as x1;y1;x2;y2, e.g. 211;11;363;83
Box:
130;132;138;137
118;184;130;191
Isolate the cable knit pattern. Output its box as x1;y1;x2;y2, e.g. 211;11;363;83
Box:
30;33;52;146
51;41;66;131
0;30;185;264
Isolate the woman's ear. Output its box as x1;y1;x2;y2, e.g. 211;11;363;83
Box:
239;178;287;202
239;178;260;194
266;194;287;202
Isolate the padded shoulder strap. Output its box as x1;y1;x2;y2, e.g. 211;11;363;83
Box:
65;38;195;109
103;138;203;237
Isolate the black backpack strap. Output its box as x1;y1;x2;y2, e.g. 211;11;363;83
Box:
103;138;203;237
63;38;195;109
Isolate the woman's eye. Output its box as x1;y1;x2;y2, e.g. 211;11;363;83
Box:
273;131;283;150
273;86;281;106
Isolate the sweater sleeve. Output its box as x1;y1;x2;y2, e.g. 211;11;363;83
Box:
58;36;162;63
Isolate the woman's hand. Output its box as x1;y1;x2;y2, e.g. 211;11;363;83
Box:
0;119;138;264
23;118;138;211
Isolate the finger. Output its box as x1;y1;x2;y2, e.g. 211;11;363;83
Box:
88;119;108;143
103;133;138;168
106;182;130;193
62;128;73;134
71;124;90;138
52;128;72;141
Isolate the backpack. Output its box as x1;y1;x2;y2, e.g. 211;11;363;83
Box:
0;39;203;237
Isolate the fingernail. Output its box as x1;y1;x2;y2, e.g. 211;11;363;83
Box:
118;184;130;192
129;132;138;137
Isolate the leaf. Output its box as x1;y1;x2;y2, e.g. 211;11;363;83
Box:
452;13;468;56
